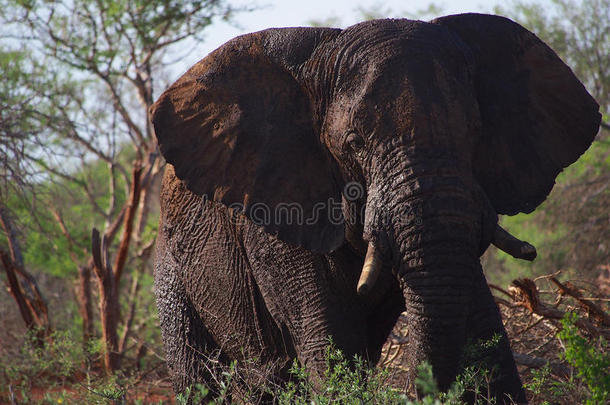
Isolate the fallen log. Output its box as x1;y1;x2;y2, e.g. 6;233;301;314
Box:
512;352;571;379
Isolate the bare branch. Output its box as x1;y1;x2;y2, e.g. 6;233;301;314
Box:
509;278;610;339
0;206;51;340
98;74;146;147
91;227;120;373
512;352;571;379
549;277;610;327
118;267;141;354
51;207;85;265
113;162;143;284
0;204;24;267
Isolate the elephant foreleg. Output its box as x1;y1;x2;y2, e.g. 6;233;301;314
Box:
465;265;526;404
154;238;227;400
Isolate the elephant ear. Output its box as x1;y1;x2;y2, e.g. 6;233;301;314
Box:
432;13;601;215
151;27;344;252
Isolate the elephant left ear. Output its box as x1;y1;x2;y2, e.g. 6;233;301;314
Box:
432;13;601;215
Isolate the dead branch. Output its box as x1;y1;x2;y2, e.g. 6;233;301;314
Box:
133;152;161;248
91;227;120;374
512;352;571;379
1;251;36;333
104;205;126;244
509;278;610;339
380;341;395;366
113;161;142;284
0;204;24;266
385;343;403;365
0;205;51;341
549;277;610;327
51;207;87;262
520;315;546;335
77;262;94;343
533;271;563;282
118;266;142;355
489;283;513;299
494;296;516;308
50;207;95;344
509;279;541;312
525;331;559;356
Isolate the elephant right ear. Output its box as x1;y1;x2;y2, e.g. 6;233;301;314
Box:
151;28;344;252
433;13;601;215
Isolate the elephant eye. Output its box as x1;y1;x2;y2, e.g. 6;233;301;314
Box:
346;132;365;153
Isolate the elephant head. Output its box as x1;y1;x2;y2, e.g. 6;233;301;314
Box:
151;13;600;402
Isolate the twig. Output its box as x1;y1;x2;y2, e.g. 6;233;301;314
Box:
380;341;394;365
118;267;142;354
549;277;610;327
494;296;516;308
489;283;513;299
509;278;610;339
520;314;545;334
8;384;16;405
525;331;558;356
385;343;403;365
533;271;563;282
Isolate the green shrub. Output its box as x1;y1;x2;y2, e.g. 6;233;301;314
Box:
1;329;87;386
524;363;567;405
277;341;405;404
274;337;506;404
176;383;211;405
524;312;610;405
559;312;609;405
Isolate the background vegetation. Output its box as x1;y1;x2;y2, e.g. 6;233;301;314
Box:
1;0;607;403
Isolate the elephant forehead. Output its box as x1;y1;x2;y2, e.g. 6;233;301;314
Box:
327;22;474;122
333;19;469;77
327;57;477;144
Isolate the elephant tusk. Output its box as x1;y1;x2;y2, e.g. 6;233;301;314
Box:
492;224;537;261
357;242;383;296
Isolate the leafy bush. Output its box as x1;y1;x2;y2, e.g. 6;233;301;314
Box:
558;313;609;405
522;312;609;405
524;364;569;405
1;329;87;385
176;383;211;405
277;342;405;404
275;338;507;405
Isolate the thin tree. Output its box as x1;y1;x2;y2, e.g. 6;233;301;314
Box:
0;0;244;374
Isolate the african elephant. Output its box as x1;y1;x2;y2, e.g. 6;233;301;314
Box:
151;13;600;403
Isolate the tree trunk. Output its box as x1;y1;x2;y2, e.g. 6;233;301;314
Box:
1;250;43;341
91;228;121;373
76;263;94;345
0;205;51;344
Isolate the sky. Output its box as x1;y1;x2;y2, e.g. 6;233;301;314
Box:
173;0;548;75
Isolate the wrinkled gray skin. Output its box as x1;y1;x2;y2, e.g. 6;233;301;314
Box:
151;14;600;404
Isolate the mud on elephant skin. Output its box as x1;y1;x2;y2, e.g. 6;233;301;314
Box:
150;13;600;403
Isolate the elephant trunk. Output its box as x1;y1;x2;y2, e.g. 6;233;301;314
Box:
366;159;526;403
394;169;479;392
